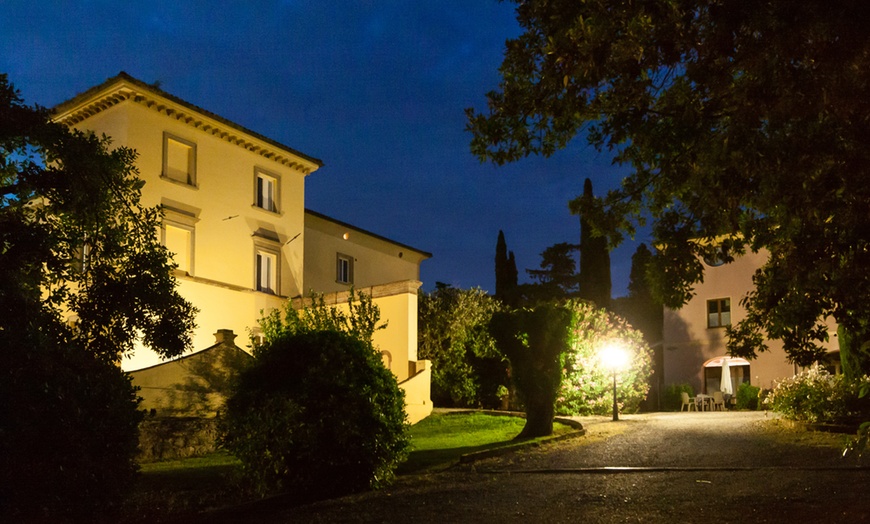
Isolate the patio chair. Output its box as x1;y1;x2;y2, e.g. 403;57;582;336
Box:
680;392;697;411
712;391;725;411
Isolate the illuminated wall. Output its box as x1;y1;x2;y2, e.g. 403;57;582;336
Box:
662;249;837;392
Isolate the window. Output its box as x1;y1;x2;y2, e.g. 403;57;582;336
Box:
162;223;193;274
162;132;196;186
256;250;278;294
160;204;199;275
253;231;281;295
703;246;727;267
336;253;353;284
71;239;91;274
254;168;279;213
707;298;731;328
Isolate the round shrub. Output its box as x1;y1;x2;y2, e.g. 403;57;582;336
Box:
220;331;409;500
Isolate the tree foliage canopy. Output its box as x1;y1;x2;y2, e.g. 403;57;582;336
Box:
418;285;506;407
0;74;195;520
525;242;580;299
0;73;196;362
468;0;870;370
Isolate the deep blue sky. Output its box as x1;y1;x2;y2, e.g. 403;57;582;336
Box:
1;1;645;296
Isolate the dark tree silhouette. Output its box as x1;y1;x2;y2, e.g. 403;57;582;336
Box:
468;1;870;374
494;230;519;305
578;178;611;308
525;242;580;300
0;73;196;522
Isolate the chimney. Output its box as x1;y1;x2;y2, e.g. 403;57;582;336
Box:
213;329;237;346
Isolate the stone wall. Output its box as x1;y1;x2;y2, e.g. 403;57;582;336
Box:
138;417;218;463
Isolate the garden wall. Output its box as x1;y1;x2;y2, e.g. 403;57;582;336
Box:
138;417;218;463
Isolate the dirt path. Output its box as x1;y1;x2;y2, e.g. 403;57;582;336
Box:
206;412;870;523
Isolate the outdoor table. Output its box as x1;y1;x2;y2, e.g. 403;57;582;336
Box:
695;393;713;411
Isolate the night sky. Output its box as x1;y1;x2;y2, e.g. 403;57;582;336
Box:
1;1;645;296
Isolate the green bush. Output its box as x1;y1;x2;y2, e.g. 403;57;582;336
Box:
766;368;870;423
556;300;653;416
663;383;695;411
220;331;409;500
1;341;142;522
735;382;761;410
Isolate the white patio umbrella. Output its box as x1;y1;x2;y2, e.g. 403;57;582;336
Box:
720;357;733;395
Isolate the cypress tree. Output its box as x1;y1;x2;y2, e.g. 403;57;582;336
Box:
495;230;518;305
578;178;612;307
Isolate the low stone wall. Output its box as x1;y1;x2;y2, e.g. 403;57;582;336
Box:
138;417;218;463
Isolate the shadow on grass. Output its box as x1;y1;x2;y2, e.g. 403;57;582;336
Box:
398;442;518;474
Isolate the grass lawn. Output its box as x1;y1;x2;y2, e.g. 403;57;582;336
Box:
124;412;577;520
397;411;577;474
124;452;244;521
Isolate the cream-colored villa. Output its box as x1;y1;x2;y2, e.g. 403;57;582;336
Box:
662;249;839;395
53;72;433;423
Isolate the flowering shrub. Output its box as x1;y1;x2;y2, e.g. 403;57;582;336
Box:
555;300;653;416
765;367;870;423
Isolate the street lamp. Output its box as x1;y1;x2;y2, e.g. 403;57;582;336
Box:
600;342;630;421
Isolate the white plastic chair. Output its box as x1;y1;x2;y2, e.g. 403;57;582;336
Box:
680;391;697;411
712;391;725;411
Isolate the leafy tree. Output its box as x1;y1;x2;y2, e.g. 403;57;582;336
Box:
525;242;580;300
255;288;386;352
557;300;652;416
220;331;409;500
0;74;196;520
467;0;870;376
418;285;506;407
490;303;571;438
578;178;611;308
494;230;519;306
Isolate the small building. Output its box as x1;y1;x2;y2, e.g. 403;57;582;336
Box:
52;72;433;423
133;329;251;417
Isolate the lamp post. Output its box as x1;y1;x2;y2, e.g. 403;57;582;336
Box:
600;342;629;421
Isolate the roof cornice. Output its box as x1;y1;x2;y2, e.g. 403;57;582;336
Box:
52;72;323;175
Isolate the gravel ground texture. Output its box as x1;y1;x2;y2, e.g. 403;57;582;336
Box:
201;411;870;523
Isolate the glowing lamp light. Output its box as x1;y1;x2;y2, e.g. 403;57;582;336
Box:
600;342;630;372
599;341;630;421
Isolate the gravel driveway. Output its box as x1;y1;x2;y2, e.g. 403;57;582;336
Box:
206;412;870;523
